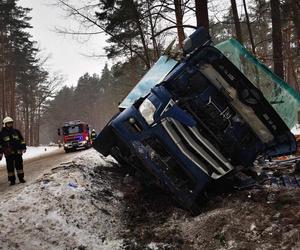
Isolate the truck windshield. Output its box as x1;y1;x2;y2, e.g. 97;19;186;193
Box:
63;125;83;135
118;55;178;109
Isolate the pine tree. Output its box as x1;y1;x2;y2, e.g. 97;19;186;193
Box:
96;0;152;68
0;0;55;145
0;0;35;119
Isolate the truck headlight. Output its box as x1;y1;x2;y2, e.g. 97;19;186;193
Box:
139;98;156;125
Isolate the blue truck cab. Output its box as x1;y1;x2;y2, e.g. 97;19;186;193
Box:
93;28;297;211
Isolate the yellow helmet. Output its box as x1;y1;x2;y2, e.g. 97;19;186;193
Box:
3;116;14;126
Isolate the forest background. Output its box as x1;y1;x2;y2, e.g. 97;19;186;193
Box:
0;0;299;144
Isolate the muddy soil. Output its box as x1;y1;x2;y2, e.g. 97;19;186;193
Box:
107;161;300;250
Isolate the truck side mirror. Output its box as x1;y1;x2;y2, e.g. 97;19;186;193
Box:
57;128;61;136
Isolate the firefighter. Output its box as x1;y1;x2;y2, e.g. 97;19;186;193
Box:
91;129;97;142
0;117;26;185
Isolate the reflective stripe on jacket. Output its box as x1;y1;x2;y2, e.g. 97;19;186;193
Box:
0;128;26;156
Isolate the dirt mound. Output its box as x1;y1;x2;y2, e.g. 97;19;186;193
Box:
0;151;125;249
114;164;300;249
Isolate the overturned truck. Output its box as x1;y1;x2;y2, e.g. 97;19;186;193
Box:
93;28;299;211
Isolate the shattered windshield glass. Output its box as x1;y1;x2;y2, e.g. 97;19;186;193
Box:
216;39;300;129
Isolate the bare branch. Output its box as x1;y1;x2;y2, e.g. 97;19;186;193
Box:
55;0;149;66
153;25;197;38
54;27;104;35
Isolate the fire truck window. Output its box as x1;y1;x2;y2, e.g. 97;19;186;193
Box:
63;125;83;135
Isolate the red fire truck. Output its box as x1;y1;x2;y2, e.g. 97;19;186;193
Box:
59;121;91;153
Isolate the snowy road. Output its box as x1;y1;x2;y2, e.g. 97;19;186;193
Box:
0;148;79;194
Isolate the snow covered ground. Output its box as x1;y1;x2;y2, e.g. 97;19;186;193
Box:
0;150;125;249
0;146;59;166
291;124;300;135
22;146;59;160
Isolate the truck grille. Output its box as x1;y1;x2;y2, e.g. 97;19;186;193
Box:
162;118;233;179
142;137;196;191
66;138;80;142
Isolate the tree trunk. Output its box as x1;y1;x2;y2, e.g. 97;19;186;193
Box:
0;24;6;117
195;0;209;30
284;23;299;91
243;0;256;55
29;111;34;146
2;66;6;116
230;0;243;43
130;58;137;86
147;0;159;60
130;0;151;68
24;104;29;144
174;0;185;48
35;108;40;146
270;0;284;79
0;68;4;117
10;69;15;119
290;0;300;53
7;66;15;119
0;71;2;118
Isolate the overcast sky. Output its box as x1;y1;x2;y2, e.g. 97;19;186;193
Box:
18;0;108;87
16;0;237;87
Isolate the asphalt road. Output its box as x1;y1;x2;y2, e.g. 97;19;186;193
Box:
0;148;80;194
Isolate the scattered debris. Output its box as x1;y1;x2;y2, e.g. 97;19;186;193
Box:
68;182;78;189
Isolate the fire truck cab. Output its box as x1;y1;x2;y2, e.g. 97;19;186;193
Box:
61;121;91;153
